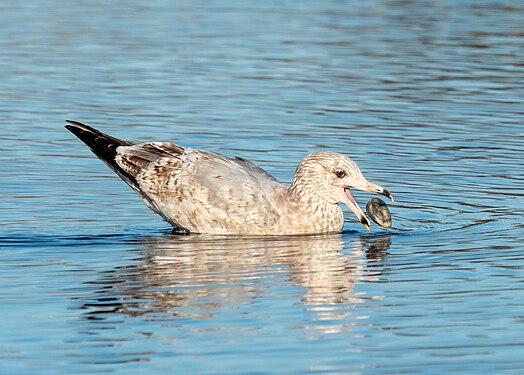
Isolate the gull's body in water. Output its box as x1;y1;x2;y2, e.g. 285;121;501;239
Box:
65;121;393;235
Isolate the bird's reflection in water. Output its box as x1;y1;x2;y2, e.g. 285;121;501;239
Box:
80;232;391;335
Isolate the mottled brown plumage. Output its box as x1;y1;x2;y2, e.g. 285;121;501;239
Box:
66;121;393;235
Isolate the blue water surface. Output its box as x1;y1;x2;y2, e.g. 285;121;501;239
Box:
1;1;524;374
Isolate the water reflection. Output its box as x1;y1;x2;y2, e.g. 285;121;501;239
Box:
79;233;391;333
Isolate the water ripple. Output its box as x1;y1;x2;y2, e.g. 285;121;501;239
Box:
1;0;524;373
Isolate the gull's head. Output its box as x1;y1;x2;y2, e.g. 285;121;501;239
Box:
291;152;393;230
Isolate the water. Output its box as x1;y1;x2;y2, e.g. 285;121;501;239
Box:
1;0;524;373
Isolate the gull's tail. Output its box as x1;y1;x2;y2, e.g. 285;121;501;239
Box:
65;120;138;187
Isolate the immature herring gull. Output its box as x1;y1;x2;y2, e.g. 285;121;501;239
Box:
65;121;393;235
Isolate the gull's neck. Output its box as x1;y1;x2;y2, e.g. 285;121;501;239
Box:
286;173;344;234
287;183;344;233
288;161;324;204
288;170;317;204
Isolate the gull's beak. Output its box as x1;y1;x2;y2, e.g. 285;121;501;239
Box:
342;188;370;231
341;180;393;231
358;181;394;202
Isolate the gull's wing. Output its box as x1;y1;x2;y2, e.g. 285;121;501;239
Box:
116;144;284;233
66;121;285;234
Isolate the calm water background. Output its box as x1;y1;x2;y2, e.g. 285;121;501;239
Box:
1;1;524;373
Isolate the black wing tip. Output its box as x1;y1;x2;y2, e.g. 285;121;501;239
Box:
65;120;86;129
64;120;132;147
65;120;78;129
65;120;94;132
64;121;88;139
64;120;136;183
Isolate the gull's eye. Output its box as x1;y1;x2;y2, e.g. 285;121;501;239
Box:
334;170;347;179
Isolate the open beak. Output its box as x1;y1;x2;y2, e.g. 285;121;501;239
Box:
342;181;393;231
342;188;370;231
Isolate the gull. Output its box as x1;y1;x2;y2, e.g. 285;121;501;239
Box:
65;121;393;235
